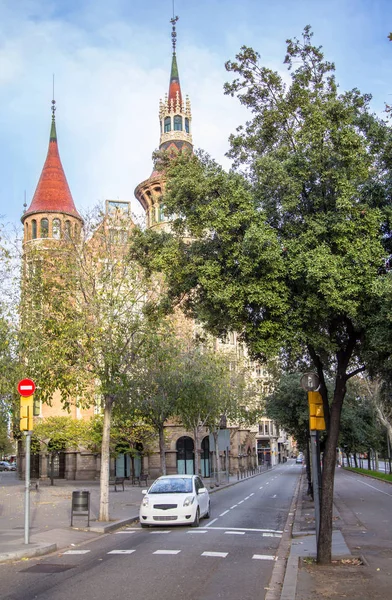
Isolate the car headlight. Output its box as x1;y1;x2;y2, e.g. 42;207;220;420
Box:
183;496;195;507
142;496;150;507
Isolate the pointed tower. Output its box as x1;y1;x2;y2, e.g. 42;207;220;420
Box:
135;16;192;231
21;99;83;245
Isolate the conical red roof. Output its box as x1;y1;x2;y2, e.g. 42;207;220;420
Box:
168;52;182;105
23;115;81;221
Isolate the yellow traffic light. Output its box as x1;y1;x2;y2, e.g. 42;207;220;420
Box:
20;395;34;431
308;391;326;431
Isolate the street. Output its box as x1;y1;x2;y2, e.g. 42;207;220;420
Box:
0;463;299;600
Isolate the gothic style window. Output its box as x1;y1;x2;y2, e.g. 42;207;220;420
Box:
32;220;37;239
52;218;61;239
185;118;190;133
164;117;171;132
40;218;49;238
64;220;71;239
174;115;182;131
158;203;166;222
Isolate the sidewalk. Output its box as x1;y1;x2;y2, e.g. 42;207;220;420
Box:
281;467;392;600
0;467;267;563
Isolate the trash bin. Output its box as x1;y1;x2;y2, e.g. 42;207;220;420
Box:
71;490;90;527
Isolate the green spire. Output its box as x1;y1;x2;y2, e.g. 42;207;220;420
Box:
170;53;179;82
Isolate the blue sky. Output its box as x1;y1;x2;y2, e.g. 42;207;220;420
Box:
0;0;391;230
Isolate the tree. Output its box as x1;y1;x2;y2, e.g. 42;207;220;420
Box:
33;416;90;485
21;207;160;520
130;27;392;562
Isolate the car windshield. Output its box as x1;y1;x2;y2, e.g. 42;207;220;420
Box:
149;478;193;494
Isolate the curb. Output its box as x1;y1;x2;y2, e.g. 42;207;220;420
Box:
0;542;57;563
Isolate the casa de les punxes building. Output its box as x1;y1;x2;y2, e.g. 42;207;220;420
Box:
19;17;293;482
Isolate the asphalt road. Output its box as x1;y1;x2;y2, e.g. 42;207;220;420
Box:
0;462;301;600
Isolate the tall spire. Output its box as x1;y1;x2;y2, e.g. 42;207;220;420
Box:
168;15;182;105
22;99;81;222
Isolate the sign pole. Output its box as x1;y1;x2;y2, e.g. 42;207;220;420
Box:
24;431;31;544
310;429;320;547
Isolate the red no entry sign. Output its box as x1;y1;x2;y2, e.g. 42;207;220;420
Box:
18;379;36;397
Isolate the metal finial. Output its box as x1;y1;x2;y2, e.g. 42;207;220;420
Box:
170;15;179;53
51;74;56;119
23;190;27;213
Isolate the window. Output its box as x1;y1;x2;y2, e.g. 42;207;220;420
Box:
164;117;171;133
265;422;269;435
25;223;28;239
64;220;71;239
40;218;49;238
52;218;61;239
185;117;190;133
32;220;37;239
158;203;166;222
174;115;182;131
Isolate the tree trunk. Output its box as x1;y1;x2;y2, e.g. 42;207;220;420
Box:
212;429;222;485
50;452;55;486
98;395;113;522
375;451;379;472
194;426;200;475
353;453;358;468
368;449;371;471
317;380;345;564
158;425;166;475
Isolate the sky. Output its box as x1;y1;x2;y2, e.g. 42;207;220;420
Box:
0;0;391;231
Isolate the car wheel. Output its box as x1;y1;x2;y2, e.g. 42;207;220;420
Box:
204;501;211;519
191;508;200;527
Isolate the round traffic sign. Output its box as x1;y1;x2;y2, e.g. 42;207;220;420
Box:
18;378;36;397
300;372;320;392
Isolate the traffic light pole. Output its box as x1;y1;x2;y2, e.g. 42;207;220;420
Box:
24;431;31;545
310;430;321;547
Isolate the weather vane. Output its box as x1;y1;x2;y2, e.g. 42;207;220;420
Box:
51;74;56;118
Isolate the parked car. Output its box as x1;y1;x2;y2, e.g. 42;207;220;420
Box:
139;474;211;528
0;461;16;471
296;453;304;464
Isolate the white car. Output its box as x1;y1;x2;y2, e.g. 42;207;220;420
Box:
139;474;211;528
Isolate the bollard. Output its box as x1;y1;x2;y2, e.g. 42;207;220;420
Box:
71;490;90;527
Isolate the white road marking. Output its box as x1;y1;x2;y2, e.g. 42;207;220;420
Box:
272;494;277;498
153;550;181;555
187;530;207;534
230;505;238;509
225;531;245;535
204;518;218;527
150;530;172;534
263;532;281;538
202;551;228;558
219;510;230;516
115;531;136;534
238;500;244;504
259;487;263;490
252;554;276;560
108;549;136;554
350;478;392;498
249;493;254;496
200;526;283;534
244;496;250;500
63;550;90;555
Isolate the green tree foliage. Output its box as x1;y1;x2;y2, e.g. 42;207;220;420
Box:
130;27;392;563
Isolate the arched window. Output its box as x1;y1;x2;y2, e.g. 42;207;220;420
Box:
185;118;190;133
164;117;171;133
64;220;71;239
40;218;49;238
52;218;61;239
174;115;182;131
158;203;166;222
176;436;194;474
32;220;37;239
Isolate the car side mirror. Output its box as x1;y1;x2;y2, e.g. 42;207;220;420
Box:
198;487;207;494
141;489;148;495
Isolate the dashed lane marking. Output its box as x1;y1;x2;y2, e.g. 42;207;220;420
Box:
219;510;230;516
150;530;172;534
252;554;276;560
230;505;238;509
202;551;228;558
205;518;218;527
115;531;137;534
225;531;245;535
63;550;91;555
153;550;181;555
187;530;207;534
108;550;136;555
200;526;283;534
